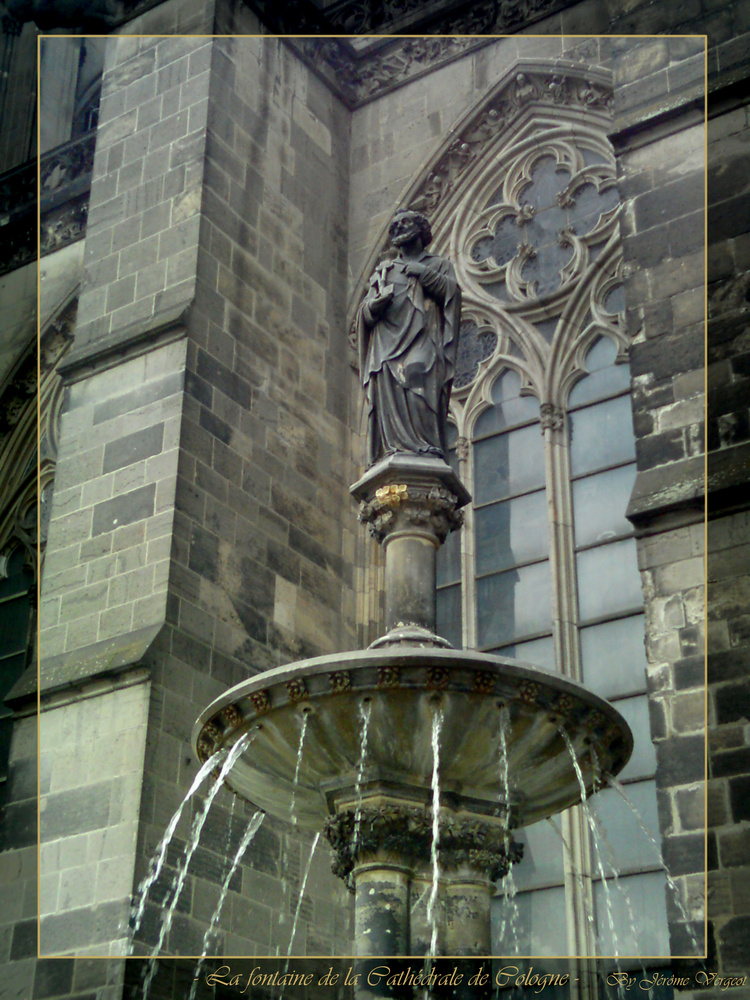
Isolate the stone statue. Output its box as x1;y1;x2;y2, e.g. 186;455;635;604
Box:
356;208;462;467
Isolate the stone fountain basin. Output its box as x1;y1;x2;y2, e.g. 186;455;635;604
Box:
192;647;632;833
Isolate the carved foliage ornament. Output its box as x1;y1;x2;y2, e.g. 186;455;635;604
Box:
0;298;75;573
0;131;95;275
247;0;571;39
324;805;524;886
358;484;465;543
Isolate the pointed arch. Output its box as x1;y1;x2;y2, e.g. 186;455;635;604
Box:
0;287;77;576
348;59;613;323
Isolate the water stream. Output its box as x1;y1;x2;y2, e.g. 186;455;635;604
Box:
289;711;309;827
426;707;443;958
142;732;255;1000
545;815;598;943
286;831;320;958
187;809;265;1000
130;748;227;946
353;699;372;856
277;830;322;1000
497;705;521;952
559;728;623;962
605;770;701;954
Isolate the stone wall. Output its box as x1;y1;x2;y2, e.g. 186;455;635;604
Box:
39;680;151;955
35;28;356;962
131;34;355;956
4;2;750;995
704;94;750;982
610;37;707;960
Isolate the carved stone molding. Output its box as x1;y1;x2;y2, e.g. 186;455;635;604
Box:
540;403;565;431
289;33;611;114
292;36;486;108
324;805;524;886
245;0;577;54
413;68;613;222
0;131;95;276
0;296;76;580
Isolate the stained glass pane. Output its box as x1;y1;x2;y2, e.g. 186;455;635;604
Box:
473;372;541;437
573;464;636;547
476;561;550;647
590;780;661;874
610;694;657;780
604;284;625;315
436;522;461;587
521;240;574;297
475;490;548;575
436;584;462;649
454;323;497;389
573;181;619;234
493;885;566;956
581;614;648;699
568;341;631;407
471;215;519;267
569;395;636;474
577;537;642;621
492;634;556;673
594;871;669;957
523;205;567;244
512;818;565;890
474;424;545;503
584;335;618;370
521;156;569;210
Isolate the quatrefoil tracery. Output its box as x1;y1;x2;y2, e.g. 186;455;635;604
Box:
463;146;619;305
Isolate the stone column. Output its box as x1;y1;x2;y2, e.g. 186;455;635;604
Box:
354;863;411;955
324;803;522;967
442;872;493;955
350;454;470;647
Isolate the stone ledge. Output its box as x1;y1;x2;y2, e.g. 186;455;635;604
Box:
626;455;705;525
609;95;706;155
708;442;750;517
7;624;164;706
58;309;189;382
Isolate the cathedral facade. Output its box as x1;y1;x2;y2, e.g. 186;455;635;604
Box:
0;1;747;998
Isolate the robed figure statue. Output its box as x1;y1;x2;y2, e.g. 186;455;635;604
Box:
357;209;462;468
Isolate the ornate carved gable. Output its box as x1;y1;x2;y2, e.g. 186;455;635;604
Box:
350;60;625;431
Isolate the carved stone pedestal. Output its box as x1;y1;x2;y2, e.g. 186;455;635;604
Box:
324;801;522;995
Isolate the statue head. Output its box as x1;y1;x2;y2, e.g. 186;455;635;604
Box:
389;209;433;248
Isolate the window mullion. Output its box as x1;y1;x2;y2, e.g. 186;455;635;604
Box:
459;436;477;649
544;411;599;965
543;410;581;682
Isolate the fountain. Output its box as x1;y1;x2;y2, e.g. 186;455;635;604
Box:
191;209;633;974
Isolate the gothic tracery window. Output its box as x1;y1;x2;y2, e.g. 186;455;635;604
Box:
423;64;669;958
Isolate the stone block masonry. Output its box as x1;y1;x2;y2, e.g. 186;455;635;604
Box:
39;339;186;671
170;37;357;679
610;38;707;962
69;35;212;366
126;37;356;958
37;34;356;960
39;680;151;956
704;91;750;982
